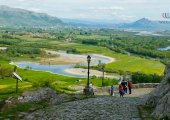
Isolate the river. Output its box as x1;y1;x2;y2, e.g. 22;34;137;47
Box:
13;52;114;78
158;46;170;51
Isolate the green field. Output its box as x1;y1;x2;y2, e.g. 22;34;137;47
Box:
53;42;165;75
0;57;117;99
0;29;166;99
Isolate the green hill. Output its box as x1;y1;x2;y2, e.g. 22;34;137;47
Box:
0;5;63;27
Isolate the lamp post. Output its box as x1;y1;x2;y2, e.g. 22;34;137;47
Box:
87;55;91;87
83;55;91;95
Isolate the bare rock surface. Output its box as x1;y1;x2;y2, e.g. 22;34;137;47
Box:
22;88;154;120
152;91;170;119
19;88;57;103
24;97;144;120
146;63;170;119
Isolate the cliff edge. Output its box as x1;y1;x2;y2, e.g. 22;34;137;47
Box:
146;63;170;119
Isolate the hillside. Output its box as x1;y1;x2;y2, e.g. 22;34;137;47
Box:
0;5;169;30
62;18;170;30
0;5;62;27
120;18;170;30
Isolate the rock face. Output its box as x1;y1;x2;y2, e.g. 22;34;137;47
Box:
24;97;144;120
146;63;170;119
19;88;57;103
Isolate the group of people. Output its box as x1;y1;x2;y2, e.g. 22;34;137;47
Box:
87;80;133;97
119;80;133;97
110;80;133;97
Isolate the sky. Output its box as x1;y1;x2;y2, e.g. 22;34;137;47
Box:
0;0;169;23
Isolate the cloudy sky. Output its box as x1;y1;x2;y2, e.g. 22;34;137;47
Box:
0;0;169;22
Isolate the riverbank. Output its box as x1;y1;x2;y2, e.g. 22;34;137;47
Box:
40;50;115;65
12;50;116;78
43;50;117;78
40;50;87;64
65;68;119;79
0;47;7;50
158;46;170;51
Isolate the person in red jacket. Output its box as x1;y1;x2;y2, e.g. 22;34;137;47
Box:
128;80;133;94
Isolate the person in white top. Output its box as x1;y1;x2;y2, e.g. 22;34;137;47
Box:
89;82;94;96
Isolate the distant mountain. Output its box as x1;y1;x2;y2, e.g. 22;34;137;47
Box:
120;18;170;30
61;18;117;28
62;18;170;30
0;5;62;27
0;6;169;30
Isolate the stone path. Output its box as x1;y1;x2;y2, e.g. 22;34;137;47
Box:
23;88;154;120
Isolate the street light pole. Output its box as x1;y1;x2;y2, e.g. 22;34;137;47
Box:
87;60;90;86
87;55;91;87
83;55;91;95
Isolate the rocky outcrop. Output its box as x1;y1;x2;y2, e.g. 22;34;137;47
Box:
146;63;170;119
18;88;73;105
24;97;145;120
18;88;57;103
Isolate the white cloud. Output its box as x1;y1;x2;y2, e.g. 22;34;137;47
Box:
0;0;169;21
29;8;44;13
89;6;124;11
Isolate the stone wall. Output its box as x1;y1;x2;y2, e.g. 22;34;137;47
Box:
132;83;159;89
146;63;170;119
94;83;159;93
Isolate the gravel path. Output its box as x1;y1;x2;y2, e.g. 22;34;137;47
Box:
24;88;154;120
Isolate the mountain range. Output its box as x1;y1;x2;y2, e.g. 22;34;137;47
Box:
0;5;170;30
119;18;170;30
0;5;62;27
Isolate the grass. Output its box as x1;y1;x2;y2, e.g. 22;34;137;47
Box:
75;35;110;40
0;77;32;99
7;33;165;76
0;43;165;100
0;101;49;119
0;56;118;99
56;43;165;75
0;34;165;99
0;30;167;120
17;35;45;41
106;54;164;75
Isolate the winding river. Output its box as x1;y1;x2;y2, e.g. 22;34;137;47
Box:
158;46;170;51
13;52;113;78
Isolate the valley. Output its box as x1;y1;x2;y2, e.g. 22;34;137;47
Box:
0;4;170;120
0;27;167;98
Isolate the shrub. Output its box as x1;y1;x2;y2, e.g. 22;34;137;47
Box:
103;80;109;86
82;40;98;45
132;72;162;84
66;48;79;54
168;76;170;83
7;46;41;56
91;75;97;79
103;79;118;86
32;79;53;88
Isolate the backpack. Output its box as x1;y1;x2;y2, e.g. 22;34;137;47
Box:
119;85;123;90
